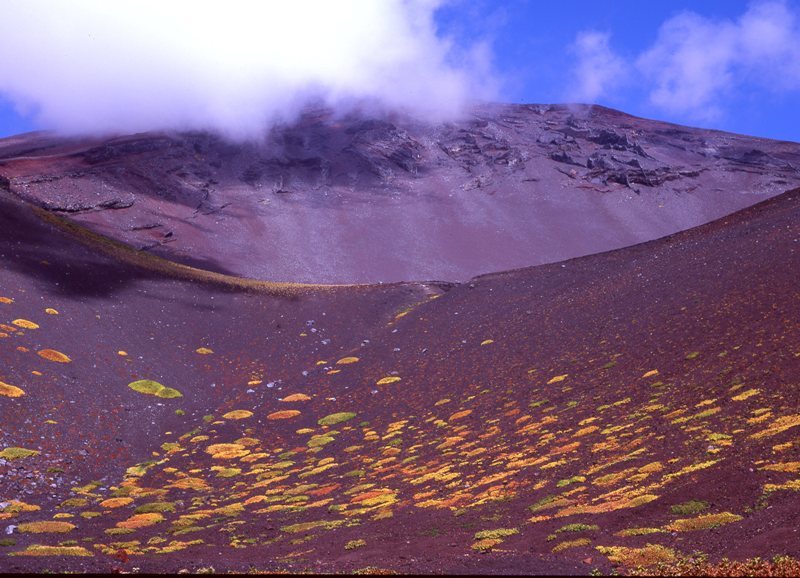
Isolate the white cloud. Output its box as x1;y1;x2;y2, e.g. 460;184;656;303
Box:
0;0;497;139
636;0;800;120
566;31;627;104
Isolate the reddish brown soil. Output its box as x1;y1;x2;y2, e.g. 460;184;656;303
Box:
0;168;798;574
1;103;799;284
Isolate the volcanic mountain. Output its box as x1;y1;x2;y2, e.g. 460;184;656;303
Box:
0;105;799;574
1;103;799;283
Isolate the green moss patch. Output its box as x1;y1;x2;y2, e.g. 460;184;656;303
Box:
134;502;176;514
318;412;357;426
128;379;182;399
0;447;40;460
670;500;709;516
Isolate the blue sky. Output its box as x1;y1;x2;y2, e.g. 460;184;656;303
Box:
435;0;800;142
1;0;798;141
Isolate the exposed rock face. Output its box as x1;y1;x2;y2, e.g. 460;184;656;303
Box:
1;103;799;283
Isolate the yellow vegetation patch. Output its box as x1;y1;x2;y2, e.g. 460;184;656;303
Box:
596;544;676;567
18;521;75;533
11;545;92;557
2;500;40;514
661;459;720;483
267;410;301;420
448;409;473;422
0;381;25;398
206;443;250;460
127;379;182;399
282;393;311;402
117;513;165;529
37;349;71;363
318;412;356;426
760;462;800;473
281;520;344;533
666;512;743;532
547;374;568;384
751;415;800;439
12;319;39;329
472;538;503;551
553;538;591;553
0;297;13;304
642;369;659;378
573;425;600;438
764;479;800;492
0;447;39;460
480;339;494;346
732;388;760;401
195;347;213;354
222;410;253;420
615;527;667;537
45;308;58;315
556;494;659;517
336;356;360;365
376;376;401;385
638;462;664;474
99;497;133;509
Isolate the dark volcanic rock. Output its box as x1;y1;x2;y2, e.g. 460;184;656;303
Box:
0;103;799;283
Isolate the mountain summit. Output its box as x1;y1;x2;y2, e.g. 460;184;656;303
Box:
2;103;799;283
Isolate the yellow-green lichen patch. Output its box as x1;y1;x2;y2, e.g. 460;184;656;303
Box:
732;388;760;401
12;319;39;330
195;347;213;355
670;500;708;515
134;502;176;514
282;393;311;402
318;412;357;426
760;462;800;473
268;410;301;420
0;447;40;460
471;528;519;552
615;527;667;537
117;513;165;529
474;528;519;541
376;376;401;386
448;409;473;422
345;539;366;550
666;512;743;532
222;410;253;420
37;349;71;363
2;501;41;515
10;545;92;557
206;443;250;460
308;435;336;448
596;544;677;567
0;381;25;398
18;521;75;533
127;379;182;399
472;538;503;551
552;538;591;553
336;356;360;365
281;520;344;534
751;415;800;439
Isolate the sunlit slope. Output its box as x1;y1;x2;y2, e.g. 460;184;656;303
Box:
1;189;798;573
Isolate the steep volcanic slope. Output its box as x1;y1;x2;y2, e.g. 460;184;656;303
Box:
1;183;798;573
1;103;799;283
